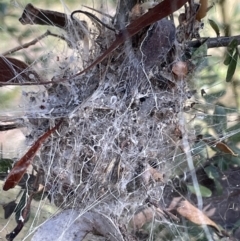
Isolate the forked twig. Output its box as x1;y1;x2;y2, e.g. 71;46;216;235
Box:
2;30;71;56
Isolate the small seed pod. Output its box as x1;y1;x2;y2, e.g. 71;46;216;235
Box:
172;61;188;78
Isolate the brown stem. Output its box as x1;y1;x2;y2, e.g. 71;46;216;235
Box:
2;30;71;56
188;35;240;48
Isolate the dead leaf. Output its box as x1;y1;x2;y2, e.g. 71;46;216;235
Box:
130;206;165;230
215;142;238;156
147;165;164;182
130;207;155;230
196;0;208;21
0;56;42;84
203;139;238;156
139;18;176;68
171;198;221;233
3;120;63;191
19;3;88;45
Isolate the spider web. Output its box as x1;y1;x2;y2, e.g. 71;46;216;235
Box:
1;1;240;241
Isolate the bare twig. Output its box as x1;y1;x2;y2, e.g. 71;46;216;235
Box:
2;31;50;56
82;5;114;21
2;30;70;56
188;35;240;48
71;10;116;32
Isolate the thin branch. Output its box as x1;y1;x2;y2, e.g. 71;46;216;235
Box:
71;10;116;32
188;35;240;49
82;5;114;21
2;30;70;56
2;31;50;56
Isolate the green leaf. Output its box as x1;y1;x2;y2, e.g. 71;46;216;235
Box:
226;49;238;82
217;158;229;171
204;165;219;179
0;158;13;173
0;3;7;15
191;42;208;70
15;190;30;224
208;19;220;37
187;184;212;197
223;148;240;166
6;26;18;34
226;122;240;142
203;90;226;103
224;39;238;65
213;105;227;133
213;179;223;196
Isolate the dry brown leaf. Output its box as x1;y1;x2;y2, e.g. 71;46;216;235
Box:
0;56;42;84
130;2;158;21
142;164;164;185
202;139;238;156
3;120;63;191
130;207;155;230
130;206;165;230
176;199;221;233
129;4;143;21
148;165;164;182
215;142;238;156
196;0;208;21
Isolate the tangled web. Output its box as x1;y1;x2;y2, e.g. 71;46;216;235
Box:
1;0;240;240
24;1;182;233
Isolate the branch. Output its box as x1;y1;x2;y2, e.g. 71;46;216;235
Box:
2;30;71;56
188;35;240;49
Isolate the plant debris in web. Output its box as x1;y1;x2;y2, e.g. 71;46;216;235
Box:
1;0;240;240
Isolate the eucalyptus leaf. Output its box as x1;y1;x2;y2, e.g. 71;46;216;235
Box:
208;19;220;37
226;49;238;82
213;179;223;196
223;39;238;65
187;184;212;197
0;3;7;15
203;90;226;103
15;190;30;224
223;148;240;166
217;158;229;171
213;105;227;133
204;165;219;179
191;140;207;156
191;42;208;70
226;122;240;143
